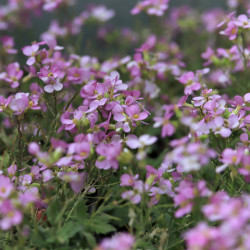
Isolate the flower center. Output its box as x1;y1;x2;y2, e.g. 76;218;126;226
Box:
231;155;237;163
29;101;34;108
1;187;6;194
80;152;87;157
163;119;169;126
133;114;139;119
96;95;103;100
8;211;14;218
231;28;237;35
11;77;17;82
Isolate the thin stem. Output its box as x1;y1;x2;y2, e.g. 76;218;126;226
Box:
64;88;80;111
53;92;58;117
241;32;247;71
65;170;112;222
43;92;58;150
17;117;23;171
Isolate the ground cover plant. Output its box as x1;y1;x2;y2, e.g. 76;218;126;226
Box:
0;0;250;249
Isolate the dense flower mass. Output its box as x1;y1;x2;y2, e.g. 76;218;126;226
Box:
0;0;250;249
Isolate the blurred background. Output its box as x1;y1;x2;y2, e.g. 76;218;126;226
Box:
2;0;229;61
14;0;228;44
35;0;227;30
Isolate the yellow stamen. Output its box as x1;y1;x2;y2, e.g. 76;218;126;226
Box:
133;114;139;119
80;152;87;157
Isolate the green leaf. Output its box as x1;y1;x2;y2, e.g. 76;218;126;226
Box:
57;222;83;243
0;136;8;151
31;231;48;247
111;206;129;227
88;215;116;235
0;151;10;168
88;222;116;234
83;232;96;247
46;199;60;225
75;199;88;221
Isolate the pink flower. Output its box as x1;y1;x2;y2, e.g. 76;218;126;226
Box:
67;67;90;84
203;95;226;115
45;37;64;51
69;172;87;194
217;148;244;173
7;165;17;177
104;71;128;91
228;113;240;129
112;104;126;122
234;14;250;28
228;94;250;111
120;174;138;186
0;95;12;112
192;89;213;107
97;233;135;250
84;83;109;113
136;35;156;52
74;142;91;161
0;200;23;230
58;106;88;132
221;148;243;165
18;187;39;207
9;93;29;115
58;111;75;132
91;5;115;22
126;134;157;149
43;0;64;12
179;71;201;95
22;44;40;65
0;36;17;54
221;21;238;40
121;190;141;204
174;180;195;217
146;165;164;183
28;142;40;155
208;117;231;138
240;133;249;143
202;191;230;221
147;0;169;16
19;175;32;186
31;166;42;180
42;169;54;182
55;156;73;167
154;106;175;137
120;173;147;205
244;93;250;103
38;65;63;93
174;180;211;218
0;176;14;198
96;141;122;170
201;47;214;66
125;104;148;121
184;222;219;250
1;62;23;88
131;0;169;16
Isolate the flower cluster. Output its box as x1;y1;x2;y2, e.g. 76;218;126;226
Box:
131;0;169;16
120;165;173;206
96;233;135;250
185;193;250;250
0;0;250;249
0;173;39;230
